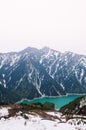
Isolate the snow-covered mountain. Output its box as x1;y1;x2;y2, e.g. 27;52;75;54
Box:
0;47;86;103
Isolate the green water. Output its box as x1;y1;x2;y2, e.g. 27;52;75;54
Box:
19;94;85;109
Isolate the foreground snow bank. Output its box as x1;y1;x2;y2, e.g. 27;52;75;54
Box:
0;115;75;130
0;107;9;117
0;113;86;130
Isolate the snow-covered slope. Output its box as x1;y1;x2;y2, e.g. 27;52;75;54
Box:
39;47;86;93
0;47;86;103
0;106;86;130
0;114;85;130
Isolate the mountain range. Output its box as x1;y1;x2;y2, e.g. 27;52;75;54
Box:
0;47;86;103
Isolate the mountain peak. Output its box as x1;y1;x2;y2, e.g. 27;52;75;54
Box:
19;47;39;54
41;46;50;52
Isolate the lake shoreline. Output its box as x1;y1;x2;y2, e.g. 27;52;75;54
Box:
16;93;86;104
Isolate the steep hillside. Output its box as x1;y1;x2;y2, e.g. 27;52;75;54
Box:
60;96;86;115
0;47;86;103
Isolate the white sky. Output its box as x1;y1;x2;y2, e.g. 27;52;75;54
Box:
0;0;86;55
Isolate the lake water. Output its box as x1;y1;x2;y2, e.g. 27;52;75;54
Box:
19;94;85;109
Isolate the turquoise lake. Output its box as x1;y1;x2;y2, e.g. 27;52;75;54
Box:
19;94;85;109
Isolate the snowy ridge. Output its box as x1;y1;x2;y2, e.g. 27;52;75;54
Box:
10;54;20;66
0;53;20;69
27;63;43;96
0;54;7;69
